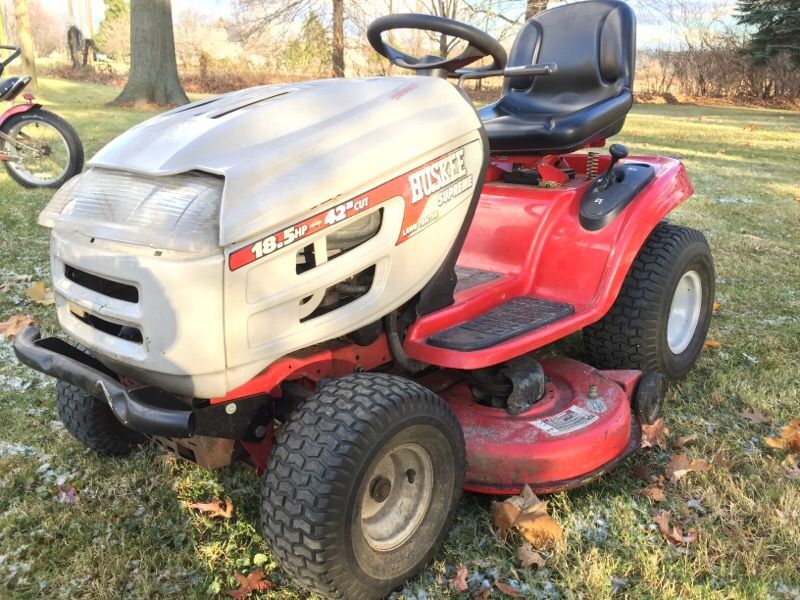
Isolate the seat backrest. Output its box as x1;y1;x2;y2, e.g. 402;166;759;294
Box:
501;0;636;115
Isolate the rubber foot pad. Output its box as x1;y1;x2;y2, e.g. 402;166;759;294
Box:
428;296;574;351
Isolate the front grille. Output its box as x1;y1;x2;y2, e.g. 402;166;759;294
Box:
65;265;139;303
70;309;143;344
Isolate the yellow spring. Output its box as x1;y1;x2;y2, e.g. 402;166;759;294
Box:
586;151;600;180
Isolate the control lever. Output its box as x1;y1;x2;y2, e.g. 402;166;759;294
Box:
598;143;628;191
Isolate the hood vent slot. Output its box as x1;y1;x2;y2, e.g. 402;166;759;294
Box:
210;92;290;119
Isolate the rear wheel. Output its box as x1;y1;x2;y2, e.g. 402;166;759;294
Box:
583;222;715;380
1;108;84;188
261;373;465;600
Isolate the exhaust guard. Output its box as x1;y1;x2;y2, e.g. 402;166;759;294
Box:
13;327;270;439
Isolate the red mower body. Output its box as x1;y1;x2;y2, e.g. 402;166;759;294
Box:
202;151;692;494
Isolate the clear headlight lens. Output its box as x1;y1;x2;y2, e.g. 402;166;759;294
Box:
39;168;223;253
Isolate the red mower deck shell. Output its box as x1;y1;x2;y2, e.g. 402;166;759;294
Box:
439;359;641;495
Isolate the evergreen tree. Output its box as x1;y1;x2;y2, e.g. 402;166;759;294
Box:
96;0;130;55
737;0;800;65
283;12;332;77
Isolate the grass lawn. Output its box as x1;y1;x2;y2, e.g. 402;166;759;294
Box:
1;78;799;599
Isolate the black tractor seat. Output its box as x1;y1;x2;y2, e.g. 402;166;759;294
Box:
478;0;636;155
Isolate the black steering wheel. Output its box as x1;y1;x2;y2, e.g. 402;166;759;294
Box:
367;14;507;77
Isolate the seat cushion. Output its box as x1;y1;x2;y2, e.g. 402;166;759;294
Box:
478;90;633;154
0;77;19;100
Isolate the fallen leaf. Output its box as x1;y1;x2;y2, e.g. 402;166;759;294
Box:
187;497;234;519
492;501;521;541
740;409;773;424
673;434;698;449
703;340;721;350
515;511;563;548
0;282;12;293
632;463;658;483
782;455;800;480
640;482;666;502
494;581;523;597
516;542;545;568
712;302;720;313
449;564;469;593
492;485;563;549
223;570;273;599
0;314;35;338
764;419;800;453
474;588;491;600
664;454;712;484
56;485;78;503
653;510;697;546
641;418;669;449
25;281;55;306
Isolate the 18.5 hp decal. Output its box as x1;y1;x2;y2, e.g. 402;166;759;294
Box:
228;145;475;271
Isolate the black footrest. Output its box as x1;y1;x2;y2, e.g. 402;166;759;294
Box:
428;296;574;351
455;266;502;293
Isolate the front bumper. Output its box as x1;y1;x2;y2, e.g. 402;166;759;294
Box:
13;326;269;439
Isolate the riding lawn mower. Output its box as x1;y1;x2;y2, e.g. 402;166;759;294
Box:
13;1;715;598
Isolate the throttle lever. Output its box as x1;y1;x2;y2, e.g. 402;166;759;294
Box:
598;143;628;191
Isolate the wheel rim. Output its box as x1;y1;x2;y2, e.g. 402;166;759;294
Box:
5;119;71;185
667;270;702;354
360;442;434;552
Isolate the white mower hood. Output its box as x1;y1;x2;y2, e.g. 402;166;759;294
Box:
88;76;481;247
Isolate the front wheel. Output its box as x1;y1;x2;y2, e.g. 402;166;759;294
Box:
261;373;465;600
1;108;84;188
583;222;715;380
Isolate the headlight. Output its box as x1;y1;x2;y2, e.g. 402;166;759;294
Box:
38;168;223;253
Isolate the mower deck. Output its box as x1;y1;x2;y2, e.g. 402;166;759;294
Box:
438;358;641;495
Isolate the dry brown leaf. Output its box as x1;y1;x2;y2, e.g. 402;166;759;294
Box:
516;542;546;568
187;497;234;519
653;510;698;546
494;581;523;598
473;589;491;600
515;512;563;549
673;434;698;449
764;419;800;453
25;281;55;306
632;463;658;483
449;564;469;593
56;485;78;504
641;418;669;449
492;501;521;541
492;486;563;549
782;454;800;480
223;570;273;599
640;482;666;502
703;340;721;350
664;454;711;484
740;409;773;424
0;314;35;338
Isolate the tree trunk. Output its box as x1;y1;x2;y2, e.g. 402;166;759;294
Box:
13;0;37;92
331;0;345;77
525;0;548;20
112;0;188;106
